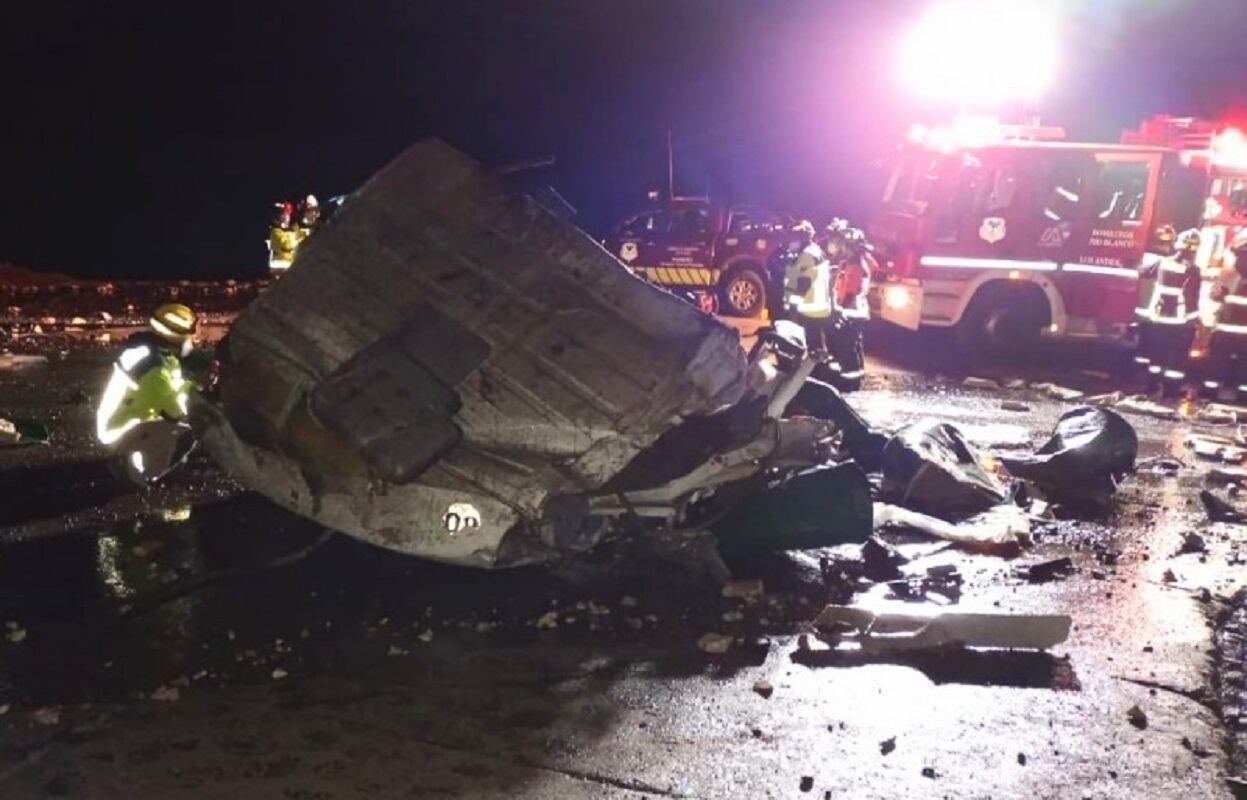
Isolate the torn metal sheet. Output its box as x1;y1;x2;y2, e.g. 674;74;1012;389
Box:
200;139;749;567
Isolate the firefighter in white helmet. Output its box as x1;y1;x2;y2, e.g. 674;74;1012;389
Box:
95;303;205;485
782;220;834;360
1207;227;1247;400
824;224;873;392
1135;228;1202;395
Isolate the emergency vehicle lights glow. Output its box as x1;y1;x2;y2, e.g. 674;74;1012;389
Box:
900;1;1058;106
883;285;913;310
1212;128;1247;171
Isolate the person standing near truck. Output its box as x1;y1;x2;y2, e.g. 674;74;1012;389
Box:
1135;228;1203;395
826;225;874;392
782;220;833;359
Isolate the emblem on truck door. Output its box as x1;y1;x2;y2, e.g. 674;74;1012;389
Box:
619;242;639;263
979;217;1007;244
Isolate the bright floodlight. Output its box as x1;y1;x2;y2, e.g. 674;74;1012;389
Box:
900;1;1059;106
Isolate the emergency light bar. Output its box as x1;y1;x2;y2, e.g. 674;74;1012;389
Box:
909;115;1066;152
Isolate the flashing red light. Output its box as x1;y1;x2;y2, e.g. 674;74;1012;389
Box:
1212;128;1247;171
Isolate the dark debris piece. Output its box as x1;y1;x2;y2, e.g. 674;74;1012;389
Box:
1015;557;1075;584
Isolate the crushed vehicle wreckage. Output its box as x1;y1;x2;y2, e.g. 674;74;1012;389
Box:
191;139;1142;582
194;139;871;568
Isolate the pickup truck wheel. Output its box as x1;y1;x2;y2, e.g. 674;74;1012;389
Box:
720;267;766;318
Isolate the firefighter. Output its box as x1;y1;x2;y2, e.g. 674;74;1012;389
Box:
267;200;303;272
298;194;321;229
95;304;203;486
1135;228;1202;396
782;220;833;361
1208;228;1247;400
826;225;873;392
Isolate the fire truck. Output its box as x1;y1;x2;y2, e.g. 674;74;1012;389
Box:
606;198;793;317
870;115;1207;356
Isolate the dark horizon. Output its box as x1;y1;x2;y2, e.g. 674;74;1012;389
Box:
5;0;1247;280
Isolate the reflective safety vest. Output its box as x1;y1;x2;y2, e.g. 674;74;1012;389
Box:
96;333;194;446
1137;253;1200;325
783;243;832;319
1216;270;1247;336
268;225;308;270
833;255;873;322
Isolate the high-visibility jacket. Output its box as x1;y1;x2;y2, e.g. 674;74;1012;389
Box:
1137;253;1200;325
268;225;308;270
96;333;195;446
1216;253;1247;337
833;254;873;321
783;242;832;319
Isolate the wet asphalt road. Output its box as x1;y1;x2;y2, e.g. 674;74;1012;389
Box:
0;323;1245;798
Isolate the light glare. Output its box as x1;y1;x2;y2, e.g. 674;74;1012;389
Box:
900;1;1059;106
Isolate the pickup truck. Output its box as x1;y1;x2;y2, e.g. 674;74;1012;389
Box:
606;200;793;317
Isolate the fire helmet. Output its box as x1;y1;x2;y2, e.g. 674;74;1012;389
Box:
1175;228;1201;253
792;220;816;237
150;303;197;346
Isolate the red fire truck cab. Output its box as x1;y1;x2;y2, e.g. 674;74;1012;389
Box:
871;117;1206;354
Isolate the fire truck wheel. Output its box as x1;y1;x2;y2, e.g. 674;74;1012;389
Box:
719;266;767;318
955;285;1048;361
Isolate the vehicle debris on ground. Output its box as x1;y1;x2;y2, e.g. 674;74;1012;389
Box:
813;605;1071;654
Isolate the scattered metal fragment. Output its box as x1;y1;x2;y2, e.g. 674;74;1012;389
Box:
1032;382;1085;402
1202;490;1247;524
861;536;907;581
1014;557;1075;584
1126;704;1148;730
150;685;180;702
752;679;774;699
697;632;733;654
1114;396;1178;421
875;503;1027;556
880;737;896;756
1177;531;1208;555
1000;400;1031;413
721;580;764;601
962;376;999;390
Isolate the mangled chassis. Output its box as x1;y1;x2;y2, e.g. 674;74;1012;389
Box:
199;140;836;568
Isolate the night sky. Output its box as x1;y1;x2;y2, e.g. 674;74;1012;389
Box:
5;0;1247;279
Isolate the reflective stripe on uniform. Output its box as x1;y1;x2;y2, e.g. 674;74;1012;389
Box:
1226;295;1247;306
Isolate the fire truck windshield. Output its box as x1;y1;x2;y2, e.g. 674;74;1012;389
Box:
882;153;942;210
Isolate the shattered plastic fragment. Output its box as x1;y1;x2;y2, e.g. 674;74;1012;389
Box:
1031;383;1085;402
874;503;1026;556
1115;396;1178;421
814;605;1071;654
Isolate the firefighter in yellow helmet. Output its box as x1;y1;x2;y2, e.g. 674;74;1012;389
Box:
1135;227;1201;396
782;220;833;358
95;304;204;485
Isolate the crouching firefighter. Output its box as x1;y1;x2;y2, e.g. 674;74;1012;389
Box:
825;223;874;392
1135;228;1202;395
1209;228;1247;400
782;220;835;375
95;304;205;486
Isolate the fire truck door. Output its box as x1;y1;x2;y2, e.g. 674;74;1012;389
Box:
1061;152;1159;322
